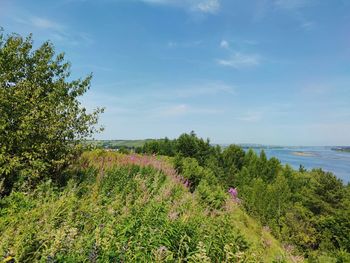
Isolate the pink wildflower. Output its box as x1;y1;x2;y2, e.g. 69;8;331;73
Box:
184;179;190;188
228;187;238;199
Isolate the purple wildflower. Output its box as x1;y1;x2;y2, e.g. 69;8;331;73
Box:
228;187;238;199
184;179;190;188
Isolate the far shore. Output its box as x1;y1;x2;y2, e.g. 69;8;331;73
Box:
291;151;316;157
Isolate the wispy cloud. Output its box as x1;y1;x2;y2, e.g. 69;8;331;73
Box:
217;52;261;68
235;103;293;124
140;0;220;14
195;0;220;13
301;21;315;30
157;103;222;117
161;104;189;116
274;0;308;10
169;82;235;98
155;82;236;99
300;80;342;96
273;0;316;31
13;16;65;33
237;111;263;122
217;39;261;68
220;39;229;49
10;14;93;46
30;17;63;31
167;40;202;48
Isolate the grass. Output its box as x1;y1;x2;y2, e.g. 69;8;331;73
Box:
0;150;296;262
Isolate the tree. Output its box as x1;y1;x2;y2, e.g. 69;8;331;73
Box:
176;132;199;158
0;30;103;195
222;144;245;172
175;131;212;166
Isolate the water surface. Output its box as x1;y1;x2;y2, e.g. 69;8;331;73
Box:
248;146;350;183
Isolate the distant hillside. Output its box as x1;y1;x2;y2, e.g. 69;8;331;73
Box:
85;139;153;149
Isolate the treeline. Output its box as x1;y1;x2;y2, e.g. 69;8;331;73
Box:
137;132;350;261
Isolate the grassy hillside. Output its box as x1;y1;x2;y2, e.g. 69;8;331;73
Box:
0;151;295;262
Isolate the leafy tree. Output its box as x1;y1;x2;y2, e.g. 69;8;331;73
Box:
176;132;198;158
179;157;207;191
266;174;291;234
222;144;245;172
0;30;103;195
243;149;259;178
257;150;270;181
142;140;161;154
235;166;251;189
266;157;281;182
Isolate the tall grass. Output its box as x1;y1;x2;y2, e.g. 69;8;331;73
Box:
0;150;291;262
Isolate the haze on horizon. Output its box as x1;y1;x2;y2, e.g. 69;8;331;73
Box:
1;0;349;146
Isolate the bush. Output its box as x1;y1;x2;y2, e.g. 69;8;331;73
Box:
196;179;227;210
0;30;103;195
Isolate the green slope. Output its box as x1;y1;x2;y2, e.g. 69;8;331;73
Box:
84;139;153;149
0;151;296;262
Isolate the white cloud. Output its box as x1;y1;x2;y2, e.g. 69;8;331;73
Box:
301;21;315;30
14;16;65;32
217;52;261;68
195;0;220;14
140;0;220;14
220;39;229;49
217;39;261;69
30;17;63;31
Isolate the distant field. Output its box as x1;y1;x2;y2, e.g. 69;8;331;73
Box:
84;139;153;149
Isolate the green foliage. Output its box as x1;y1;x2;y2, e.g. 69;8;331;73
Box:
222;144;245;168
142;137;176;156
140;131;213;166
0;152;287;262
222;144;245;182
0;30;103;195
195;179;227;210
177;157;207;191
139;132;350;260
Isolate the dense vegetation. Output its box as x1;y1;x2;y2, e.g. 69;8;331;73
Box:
0;151;294;262
137;132;350;261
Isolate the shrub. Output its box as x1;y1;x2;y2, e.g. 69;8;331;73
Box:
0;30;103;195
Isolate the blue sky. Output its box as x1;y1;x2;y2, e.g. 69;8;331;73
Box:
1;0;350;145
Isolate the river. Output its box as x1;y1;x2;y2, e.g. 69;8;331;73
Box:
246;146;350;183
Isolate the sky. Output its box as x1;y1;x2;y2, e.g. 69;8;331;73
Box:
1;0;350;145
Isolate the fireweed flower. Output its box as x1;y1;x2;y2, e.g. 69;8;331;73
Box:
184;179;190;188
228;187;238;199
118;154;189;189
